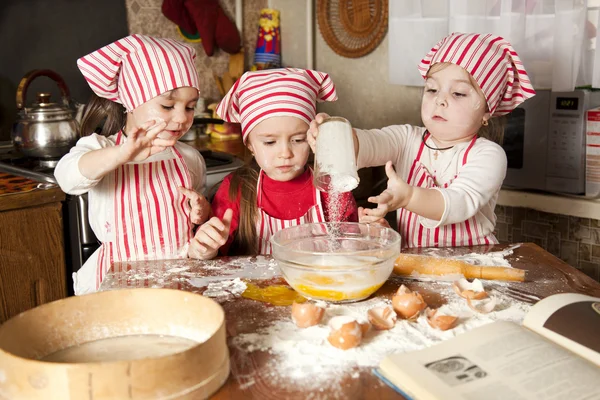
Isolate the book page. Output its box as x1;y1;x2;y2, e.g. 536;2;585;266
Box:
379;321;600;400
523;293;600;367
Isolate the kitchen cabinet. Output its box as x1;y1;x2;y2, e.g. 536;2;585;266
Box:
0;175;67;323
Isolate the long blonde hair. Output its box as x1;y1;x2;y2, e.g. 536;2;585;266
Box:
426;62;506;144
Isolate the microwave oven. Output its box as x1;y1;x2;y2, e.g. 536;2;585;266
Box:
502;89;600;195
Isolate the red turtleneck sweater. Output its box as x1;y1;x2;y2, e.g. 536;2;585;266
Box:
211;168;358;255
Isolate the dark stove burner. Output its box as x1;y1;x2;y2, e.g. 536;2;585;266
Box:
0;149;58;184
199;149;235;169
0;154;57;173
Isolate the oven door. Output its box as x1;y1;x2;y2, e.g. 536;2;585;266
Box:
62;193;100;296
202;150;245;200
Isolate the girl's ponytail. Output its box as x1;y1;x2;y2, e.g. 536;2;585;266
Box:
80;93;125;137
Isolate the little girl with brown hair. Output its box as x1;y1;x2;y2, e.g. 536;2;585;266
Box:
55;34;213;294
195;68;358;256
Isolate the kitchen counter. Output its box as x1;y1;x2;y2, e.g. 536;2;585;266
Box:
0;172;67;322
498;188;600;219
0;172;64;212
99;243;600;399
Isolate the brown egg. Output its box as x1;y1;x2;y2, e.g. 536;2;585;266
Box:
291;301;325;328
367;305;397;330
426;308;458;331
327;316;363;350
392;285;427;320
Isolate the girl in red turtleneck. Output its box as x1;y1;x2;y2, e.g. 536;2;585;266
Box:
198;68;357;256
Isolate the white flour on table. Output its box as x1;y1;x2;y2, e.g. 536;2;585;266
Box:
120;256;278;286
408;244;523;285
232;281;531;396
202;278;248;300
122;263;193;284
423;244;521;268
187;256;279;287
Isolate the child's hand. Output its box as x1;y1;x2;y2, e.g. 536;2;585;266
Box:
119;119;174;163
364;161;414;214
307;113;331;152
178;187;211;225
358;206;391;227
188;209;233;259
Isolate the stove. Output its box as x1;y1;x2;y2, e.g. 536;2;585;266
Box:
0;144;58;184
0;142;243;295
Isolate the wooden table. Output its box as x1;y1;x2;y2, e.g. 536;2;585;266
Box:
99;243;600;399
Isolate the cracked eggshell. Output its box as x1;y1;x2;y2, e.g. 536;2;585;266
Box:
426;308;458;331
367;305;397;330
392;285;427;320
329;315;370;335
452;278;488;300
467;296;497;314
291;301;325;328
327;316;363;350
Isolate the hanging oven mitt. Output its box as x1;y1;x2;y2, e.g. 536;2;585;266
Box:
185;0;241;56
161;0;198;37
162;0;241;56
184;0;219;56
215;4;241;54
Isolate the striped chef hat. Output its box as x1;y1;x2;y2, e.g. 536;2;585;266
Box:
418;33;535;116
216;68;337;142
77;34;200;112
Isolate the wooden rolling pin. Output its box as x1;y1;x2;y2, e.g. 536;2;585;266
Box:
394;254;526;282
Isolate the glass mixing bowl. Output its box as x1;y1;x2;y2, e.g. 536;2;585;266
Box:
270;222;401;303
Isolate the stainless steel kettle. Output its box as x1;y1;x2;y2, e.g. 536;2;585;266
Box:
11;69;80;160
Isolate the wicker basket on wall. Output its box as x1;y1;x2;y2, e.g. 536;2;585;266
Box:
317;0;388;58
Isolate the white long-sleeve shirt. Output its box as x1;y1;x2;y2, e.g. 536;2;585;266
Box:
54;133;206;247
355;124;506;231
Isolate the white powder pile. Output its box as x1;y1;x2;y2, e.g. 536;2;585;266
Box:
409;245;523;285
451;244;521;267
232;281;531;393
104;257;280;290
423;244;520;268
124;264;193;286
187;256;280;287
202;278;248;300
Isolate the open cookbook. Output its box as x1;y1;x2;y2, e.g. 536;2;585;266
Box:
374;293;600;400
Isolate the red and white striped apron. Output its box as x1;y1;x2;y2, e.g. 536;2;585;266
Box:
398;132;497;248
77;132;193;293
256;169;325;254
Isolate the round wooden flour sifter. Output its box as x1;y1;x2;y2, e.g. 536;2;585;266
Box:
0;288;229;399
317;0;388;58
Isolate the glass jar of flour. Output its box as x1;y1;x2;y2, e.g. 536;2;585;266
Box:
314;117;359;192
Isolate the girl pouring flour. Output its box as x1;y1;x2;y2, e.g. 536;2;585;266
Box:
195;68;358;257
308;33;536;248
55;35;212;294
